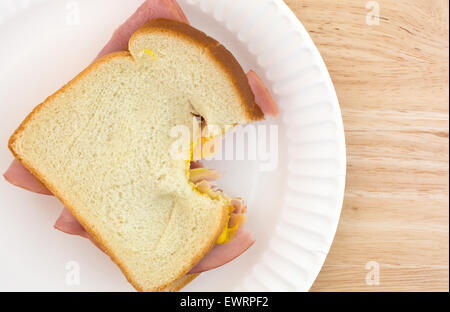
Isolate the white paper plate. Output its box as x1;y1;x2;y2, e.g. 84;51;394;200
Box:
0;0;346;292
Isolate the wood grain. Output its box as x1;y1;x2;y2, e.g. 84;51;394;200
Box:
284;0;449;291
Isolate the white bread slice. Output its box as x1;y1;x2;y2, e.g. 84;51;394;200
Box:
9;19;263;292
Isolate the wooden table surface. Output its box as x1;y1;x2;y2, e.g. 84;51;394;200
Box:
283;0;449;291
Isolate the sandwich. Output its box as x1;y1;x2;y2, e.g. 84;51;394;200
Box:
4;0;278;292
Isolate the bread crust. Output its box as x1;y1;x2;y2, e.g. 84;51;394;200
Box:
8;19;257;292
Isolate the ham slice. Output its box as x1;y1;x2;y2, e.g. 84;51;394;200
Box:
247;70;279;117
3;0;276;274
189;227;254;274
54;208;104;251
4;159;53;195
